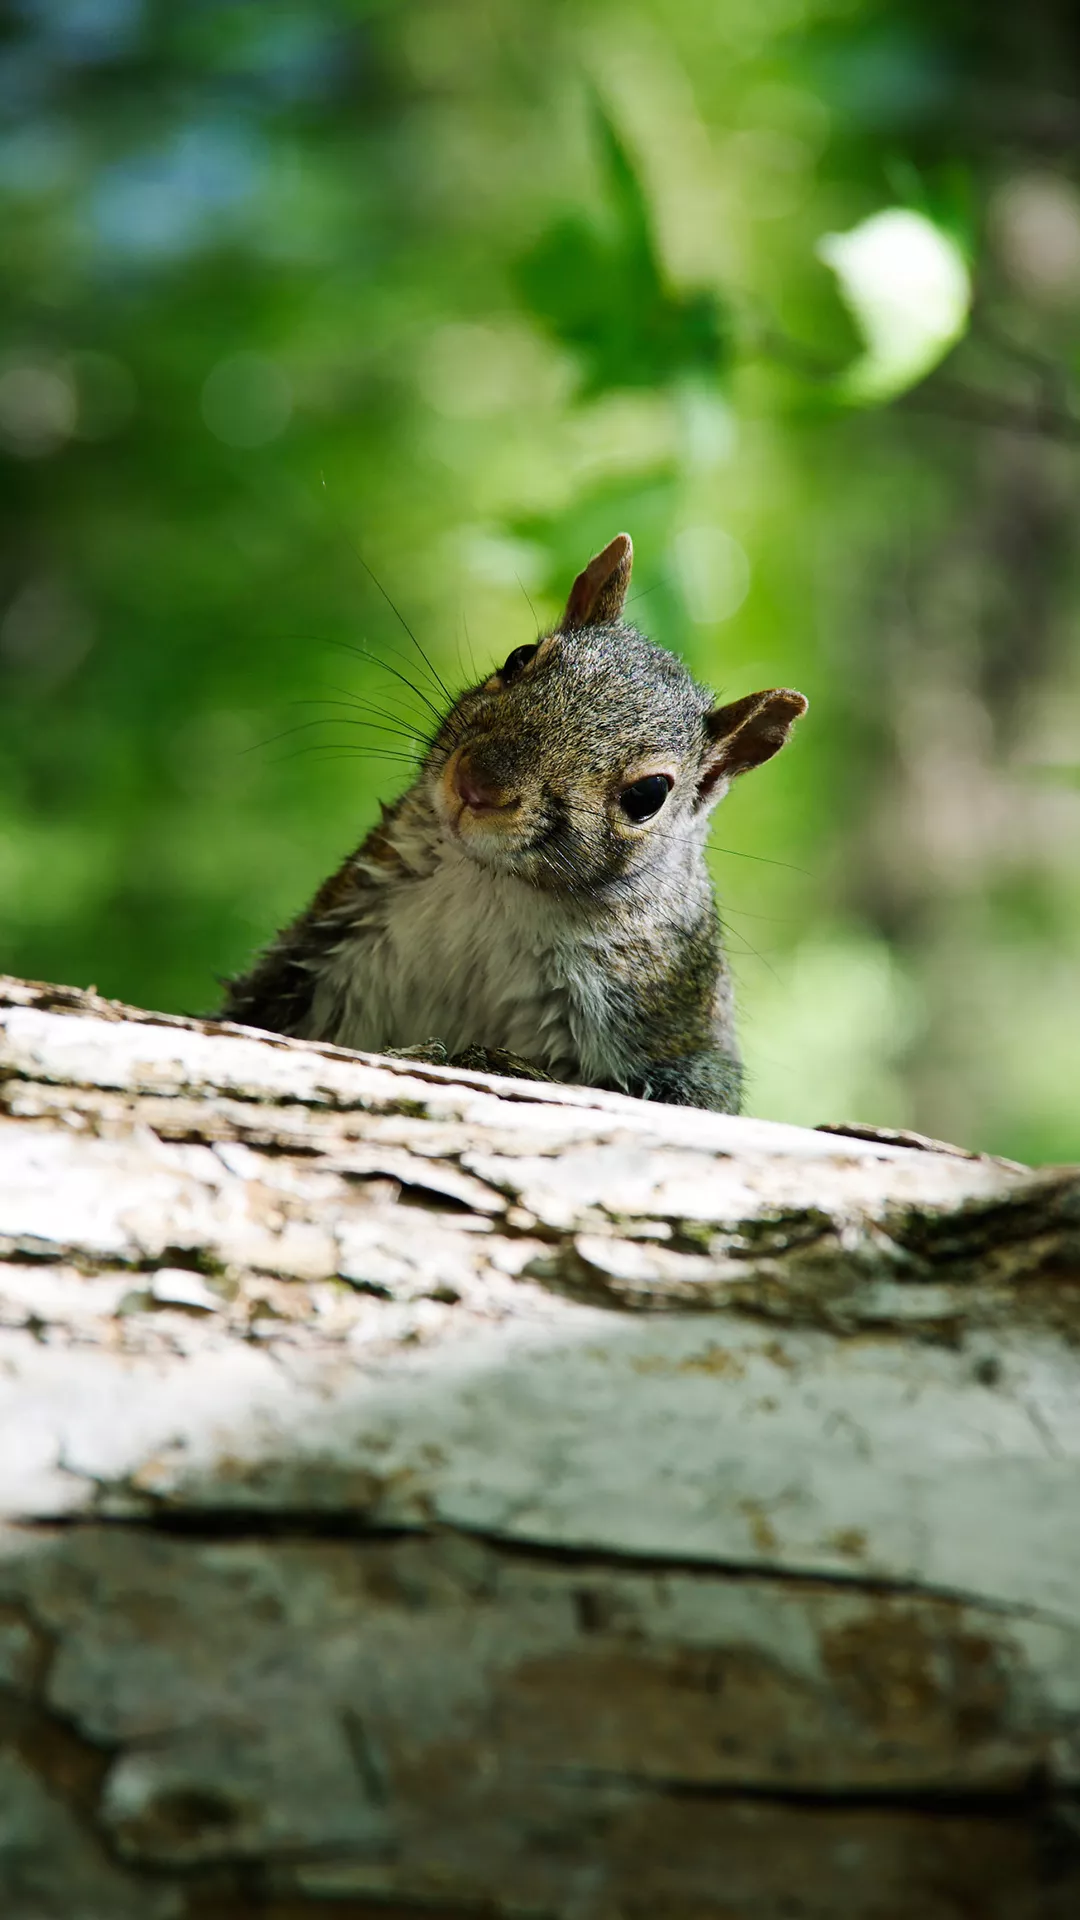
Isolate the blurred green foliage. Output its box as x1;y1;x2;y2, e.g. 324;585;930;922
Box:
516;97;730;395
1;0;1079;1161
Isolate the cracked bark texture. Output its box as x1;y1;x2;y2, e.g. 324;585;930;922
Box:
2;974;1080;1920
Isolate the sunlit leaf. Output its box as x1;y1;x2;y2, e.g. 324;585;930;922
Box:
515;95;729;396
817;207;970;402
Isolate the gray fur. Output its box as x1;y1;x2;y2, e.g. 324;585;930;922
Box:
222;538;806;1113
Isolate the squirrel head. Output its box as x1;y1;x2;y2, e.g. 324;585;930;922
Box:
424;533;807;895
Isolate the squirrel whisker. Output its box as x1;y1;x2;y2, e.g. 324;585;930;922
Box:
265;746;423;770
319;637;448;727
345;544;457;710
222;532;807;1115
250;717;428;755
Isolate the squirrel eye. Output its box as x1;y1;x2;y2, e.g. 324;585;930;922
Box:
499;643;539;683
619;773;674;823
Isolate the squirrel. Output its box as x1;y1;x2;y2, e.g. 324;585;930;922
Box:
221;534;807;1112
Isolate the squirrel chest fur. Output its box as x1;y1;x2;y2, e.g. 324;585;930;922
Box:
222;533;807;1112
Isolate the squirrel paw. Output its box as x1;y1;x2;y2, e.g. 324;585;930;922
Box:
383;1037;450;1067
448;1045;555;1083
381;1040;553;1084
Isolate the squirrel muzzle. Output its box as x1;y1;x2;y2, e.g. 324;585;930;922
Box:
440;743;528;849
452;748;520;815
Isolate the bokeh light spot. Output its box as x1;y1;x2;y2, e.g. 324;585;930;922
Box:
991;172;1080;307
0;361;76;457
723;129;814;221
0;576;94;685
674;525;751;625
818;207;970;402
200;353;292;449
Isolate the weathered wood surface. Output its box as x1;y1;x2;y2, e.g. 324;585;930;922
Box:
1;972;1079;1918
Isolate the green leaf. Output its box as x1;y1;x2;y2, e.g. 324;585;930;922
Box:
514;93;729;397
817;207;971;403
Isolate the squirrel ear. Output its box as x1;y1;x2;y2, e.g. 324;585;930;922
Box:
560;532;633;629
698;688;808;807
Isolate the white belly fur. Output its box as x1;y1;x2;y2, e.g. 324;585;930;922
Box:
309;848;595;1077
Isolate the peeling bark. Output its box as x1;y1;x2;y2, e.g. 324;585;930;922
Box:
1;973;1079;1917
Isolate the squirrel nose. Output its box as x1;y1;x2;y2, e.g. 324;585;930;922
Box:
454;752;516;813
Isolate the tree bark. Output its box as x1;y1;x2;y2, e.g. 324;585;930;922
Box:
1;973;1079;1919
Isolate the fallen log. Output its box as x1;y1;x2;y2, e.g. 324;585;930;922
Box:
1;972;1078;1918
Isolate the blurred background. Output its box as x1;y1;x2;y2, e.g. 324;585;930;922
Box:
1;0;1078;1162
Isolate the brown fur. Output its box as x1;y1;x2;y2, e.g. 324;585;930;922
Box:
221;535;807;1112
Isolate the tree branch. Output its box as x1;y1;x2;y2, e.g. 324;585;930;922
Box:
2;973;1079;1914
